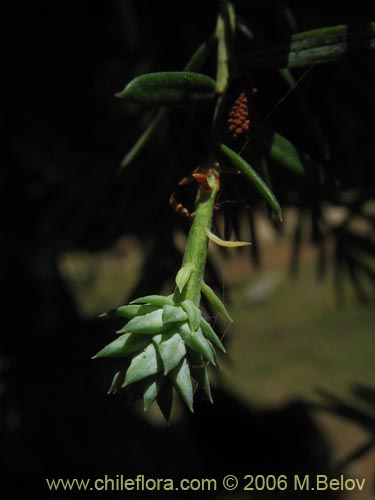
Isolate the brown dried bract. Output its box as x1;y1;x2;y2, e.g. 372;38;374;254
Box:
170;164;221;220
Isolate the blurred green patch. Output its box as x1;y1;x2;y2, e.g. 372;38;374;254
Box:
60;233;374;497
222;262;374;406
59;237;144;317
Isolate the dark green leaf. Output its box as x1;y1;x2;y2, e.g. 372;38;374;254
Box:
184;37;217;72
181;300;201;331
92;333;150;359
201;281;233;322
178;323;216;365
200;317;226;353
115;72;217;108
220;143;282;221
100;304;158;319
108;369;126;395
120;309;166;335
240;23;375;69
252;123;325;184
237;21;255;41
176;263;195;293
123;343;162;387
207;338;218;366
191;363;213;404
143;375;165;410
162;305;188;325
152;332;186;374
130;294;174;307
119;109;168;171
119;38;215;171
169;358;194;412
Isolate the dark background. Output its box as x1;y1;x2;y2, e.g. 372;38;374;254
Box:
2;1;374;498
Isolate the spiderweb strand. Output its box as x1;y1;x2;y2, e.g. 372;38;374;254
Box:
239;65;315;156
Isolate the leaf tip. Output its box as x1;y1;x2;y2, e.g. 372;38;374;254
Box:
119;160;128;172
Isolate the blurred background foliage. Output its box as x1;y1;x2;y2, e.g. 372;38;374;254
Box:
3;0;374;498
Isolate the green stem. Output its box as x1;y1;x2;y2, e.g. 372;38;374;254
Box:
174;2;235;307
215;5;229;94
120;109;167;171
212;1;235;144
174;172;219;306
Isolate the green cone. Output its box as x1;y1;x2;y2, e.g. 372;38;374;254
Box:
94;293;227;419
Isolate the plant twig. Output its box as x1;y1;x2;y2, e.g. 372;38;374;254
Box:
174;171;220;305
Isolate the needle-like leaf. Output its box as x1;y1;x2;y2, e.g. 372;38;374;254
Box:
240;23;375;69
123;344;162;387
169;358;194;412
92;333;150;359
201;281;233;322
130;294;175;307
152;332;186;374
252;123;325;184
220;143;283;221
178;323;216;365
